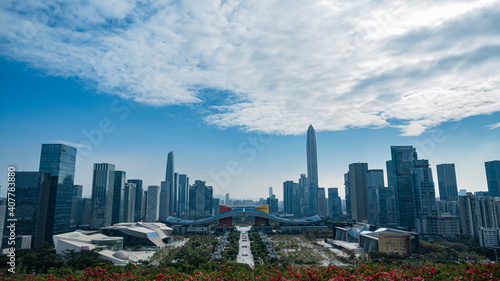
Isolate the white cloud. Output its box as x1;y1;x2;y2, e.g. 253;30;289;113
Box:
487;122;500;130
1;0;500;135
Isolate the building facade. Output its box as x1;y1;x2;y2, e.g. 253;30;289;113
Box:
436;164;458;201
113;171;126;224
127;179;143;222
389;146;418;231
146;185;161;222
367;169;384;225
90;163;115;229
306;125;319;215
412;159;439;234
39;143;77;239
349;163;369;223
4;172;51;247
485;160;500;198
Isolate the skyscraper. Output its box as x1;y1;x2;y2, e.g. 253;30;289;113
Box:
146;185;160;222
485;160;500;197
177;174;189;216
367;169;384;225
327;188;342;219
123;182;136;222
299;174;308;216
159;181;171;221
225;193;230;207
127;179;143;222
306;124;319;215
436;164;458;201
412;159;438;234
344;172;351;218
5;172;51;247
269;187;273;198
90;163;115;229
348;163;369;222
39;144;77;239
188;180;213;217
113;171;126;224
390;146;418;231
173;172;179;215
317;188;327;216
283;180;301;217
160;152;174;220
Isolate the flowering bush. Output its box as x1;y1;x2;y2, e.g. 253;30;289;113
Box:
1;261;499;280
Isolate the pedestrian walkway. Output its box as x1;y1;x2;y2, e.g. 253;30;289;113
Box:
235;225;254;267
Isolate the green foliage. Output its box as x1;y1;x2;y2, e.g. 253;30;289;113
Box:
301;230;333;240
63;249;109;270
420;238;497;262
249;232;270;263
14;244;64;274
159;235;217;268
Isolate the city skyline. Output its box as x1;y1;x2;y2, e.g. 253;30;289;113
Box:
1;1;500;201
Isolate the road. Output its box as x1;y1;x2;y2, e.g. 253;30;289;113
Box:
235;225;254;267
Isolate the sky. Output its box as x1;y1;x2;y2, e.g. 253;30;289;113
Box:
0;0;499;200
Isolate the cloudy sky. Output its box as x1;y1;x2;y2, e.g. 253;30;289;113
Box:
1;0;499;200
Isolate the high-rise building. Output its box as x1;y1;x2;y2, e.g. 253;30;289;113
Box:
317;188;327;216
459;193;499;238
71;185;83;226
127;179;143;222
123;183;136;222
39;144;76;239
267;194;278;213
378;186;397;227
348;163;369;222
327;188;342;219
436;164;458;202
299;174;308;216
283;180;301;217
3;172;51;247
213;198;221;215
73;185;83;198
173;172;179;215
188;180;213;217
485;160;500;197
225;193;230;207
367;169;384;225
0;198;6;248
160;152;175;219
269;187;273;198
307;124;319;215
159;181;171;221
412;159;438;234
71;198;91;227
344;172;351;218
142;190;148;221
178;174;189;216
113;171;126;224
390;146;418;231
90;163;115;229
146;185;160;222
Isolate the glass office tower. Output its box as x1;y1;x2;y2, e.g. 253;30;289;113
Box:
390;146;418;231
485;160;500;197
39;144;76;240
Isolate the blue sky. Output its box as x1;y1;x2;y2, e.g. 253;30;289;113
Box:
1;0;500;200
